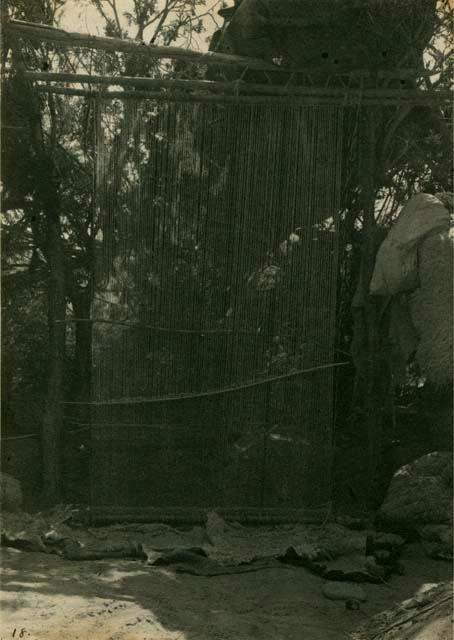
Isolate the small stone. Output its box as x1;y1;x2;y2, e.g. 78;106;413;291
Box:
419;524;453;560
369;532;405;550
422;541;453;561
336;515;367;531
323;581;367;602
289;543;325;562
419;524;453;547
44;529;66;544
365;555;386;580
374;549;391;564
324;554;376;582
280;544;327;574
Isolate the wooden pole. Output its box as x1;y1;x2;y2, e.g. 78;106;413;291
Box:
4;19;441;80
87;505;332;525
5;19;285;72
360;107;384;500
23;71;452;103
31;85;448;107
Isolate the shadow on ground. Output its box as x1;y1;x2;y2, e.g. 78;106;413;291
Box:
0;543;452;640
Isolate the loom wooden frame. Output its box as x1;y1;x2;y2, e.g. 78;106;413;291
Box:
6;18;448;525
6;19;447;80
5;18;292;72
6;19;449;106
32;85;448;107
86;506;333;525
24;71;452;104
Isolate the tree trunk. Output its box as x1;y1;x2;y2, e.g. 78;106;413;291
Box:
15;60;67;506
41;199;66;505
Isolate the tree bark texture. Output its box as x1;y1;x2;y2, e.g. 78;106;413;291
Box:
15;61;67;505
41;198;66;505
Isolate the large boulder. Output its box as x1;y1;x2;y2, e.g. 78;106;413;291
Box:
418;524;453;560
409;226;454;386
211;0;437;79
0;472;23;513
378;452;453;530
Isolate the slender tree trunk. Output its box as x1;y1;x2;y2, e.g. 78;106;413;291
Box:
15;60;67;505
41;196;66;504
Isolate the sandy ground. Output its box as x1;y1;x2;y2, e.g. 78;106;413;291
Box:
0;543;452;640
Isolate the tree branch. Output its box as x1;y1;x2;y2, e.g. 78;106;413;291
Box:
149;0;173;44
105;0;122;35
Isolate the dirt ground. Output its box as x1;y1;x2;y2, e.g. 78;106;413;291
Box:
0;543;452;640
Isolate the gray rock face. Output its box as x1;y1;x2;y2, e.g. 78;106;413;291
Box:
212;0;437;75
322;581;367;602
379;452;453;529
419;524;453;560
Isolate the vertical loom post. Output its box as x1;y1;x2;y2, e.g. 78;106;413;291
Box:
361;107;382;496
88;96;100;524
